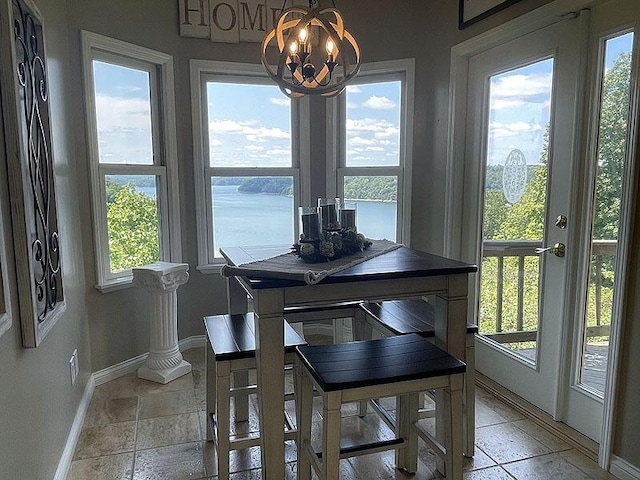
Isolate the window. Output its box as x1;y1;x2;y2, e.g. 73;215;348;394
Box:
82;32;181;291
191;61;299;268
331;60;414;243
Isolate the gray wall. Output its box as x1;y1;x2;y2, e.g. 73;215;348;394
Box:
0;0;92;478
4;0;640;478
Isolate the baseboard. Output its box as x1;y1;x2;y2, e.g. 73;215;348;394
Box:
52;374;95;480
54;335;206;478
93;335;206;386
611;456;640;480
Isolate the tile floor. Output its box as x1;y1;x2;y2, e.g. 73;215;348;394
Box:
66;347;620;480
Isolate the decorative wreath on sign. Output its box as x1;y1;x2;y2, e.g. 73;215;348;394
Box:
292;229;372;263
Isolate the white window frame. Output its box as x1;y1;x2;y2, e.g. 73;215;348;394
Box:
81;31;181;292
327;59;414;245
190;60;301;270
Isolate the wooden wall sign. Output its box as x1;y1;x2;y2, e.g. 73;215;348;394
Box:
179;0;306;43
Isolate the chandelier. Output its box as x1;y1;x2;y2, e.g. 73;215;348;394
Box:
260;0;361;98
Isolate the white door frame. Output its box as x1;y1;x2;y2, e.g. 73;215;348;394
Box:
444;0;625;468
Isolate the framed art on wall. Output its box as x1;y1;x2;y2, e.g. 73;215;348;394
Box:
459;0;524;29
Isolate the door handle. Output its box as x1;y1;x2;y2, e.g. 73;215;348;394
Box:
535;242;566;257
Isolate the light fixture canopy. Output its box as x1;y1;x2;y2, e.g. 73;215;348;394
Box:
261;0;361;98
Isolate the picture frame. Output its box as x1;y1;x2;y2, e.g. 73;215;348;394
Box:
0;0;66;347
459;0;524;29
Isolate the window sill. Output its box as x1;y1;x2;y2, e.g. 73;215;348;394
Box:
95;276;135;293
196;263;225;274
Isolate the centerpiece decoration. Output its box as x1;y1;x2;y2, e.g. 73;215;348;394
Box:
293;198;372;263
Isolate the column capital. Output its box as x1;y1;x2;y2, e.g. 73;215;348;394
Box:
133;262;190;293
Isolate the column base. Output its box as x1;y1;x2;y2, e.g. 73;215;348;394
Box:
138;360;192;384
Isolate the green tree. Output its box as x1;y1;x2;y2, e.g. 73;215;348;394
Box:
106;182;160;272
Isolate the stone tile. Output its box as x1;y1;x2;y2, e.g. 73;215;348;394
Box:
348;449;441;479
502;452;593;479
133;442;207;480
138;389;197;419
192;368;205;390
183;348;206;370
559;449;620;480
136;413;201;450
92;375;140;401
83;397;138;427
202;440;219;477
73;422;136;460
475;422;551;464
511;419;571;453
139;372;195;395
66;452;133;480
195;385;207;412
475;395;525;428
463;466;514;479
463;446;497;471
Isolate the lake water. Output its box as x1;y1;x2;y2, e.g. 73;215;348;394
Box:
211;185;397;254
138;184;397;253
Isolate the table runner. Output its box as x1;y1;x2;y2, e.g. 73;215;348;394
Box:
220;240;402;285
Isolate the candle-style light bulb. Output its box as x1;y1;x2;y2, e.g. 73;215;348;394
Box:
326;39;335;62
289;41;298;55
298;27;309;54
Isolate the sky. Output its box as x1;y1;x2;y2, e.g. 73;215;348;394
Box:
92;31;633;171
486;32;633;167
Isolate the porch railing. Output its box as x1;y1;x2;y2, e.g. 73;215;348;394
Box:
481;239;616;344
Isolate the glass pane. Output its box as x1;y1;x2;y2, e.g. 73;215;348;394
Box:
579;32;634;394
480;58;554;363
345;81;401;167
343;176;397;241
207;83;291;168
105;175;160;273
92;61;154;165
211;176;294;256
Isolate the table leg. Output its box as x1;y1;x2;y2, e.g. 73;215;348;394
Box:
254;290;285;480
435;274;473;464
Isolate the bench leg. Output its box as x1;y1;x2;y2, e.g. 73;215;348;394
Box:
352;308;372;417
205;343;216;442
448;376;464;480
296;359;313;480
322;391;342;480
233;370;250;423
216;362;231;480
396;393;419;473
464;339;475;457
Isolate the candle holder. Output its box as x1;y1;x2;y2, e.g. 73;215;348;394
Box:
299;206;321;241
339;200;357;231
318;197;341;232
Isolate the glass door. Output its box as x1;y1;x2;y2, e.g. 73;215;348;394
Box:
465;17;583;416
564;0;638;443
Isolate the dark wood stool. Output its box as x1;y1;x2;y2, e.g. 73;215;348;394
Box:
204;313;306;479
358;298;477;457
295;334;466;480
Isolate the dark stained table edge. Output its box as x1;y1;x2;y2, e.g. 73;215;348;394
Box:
220;245;477;290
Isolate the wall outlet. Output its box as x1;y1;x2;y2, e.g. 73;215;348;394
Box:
69;349;79;385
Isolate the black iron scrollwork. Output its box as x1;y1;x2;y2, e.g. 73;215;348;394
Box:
12;0;62;323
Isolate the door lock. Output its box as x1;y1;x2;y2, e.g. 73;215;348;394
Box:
535;242;566;257
555;215;567;229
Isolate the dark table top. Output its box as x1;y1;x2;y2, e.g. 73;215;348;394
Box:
220;244;477;289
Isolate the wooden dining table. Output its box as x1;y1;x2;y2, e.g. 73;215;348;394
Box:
220;243;477;480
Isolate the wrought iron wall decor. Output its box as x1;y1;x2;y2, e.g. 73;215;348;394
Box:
0;0;64;347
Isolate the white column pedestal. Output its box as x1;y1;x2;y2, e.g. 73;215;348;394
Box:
133;262;191;384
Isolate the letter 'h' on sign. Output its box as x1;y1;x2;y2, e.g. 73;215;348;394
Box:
179;0;307;43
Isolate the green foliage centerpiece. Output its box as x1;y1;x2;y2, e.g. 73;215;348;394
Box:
294;199;372;263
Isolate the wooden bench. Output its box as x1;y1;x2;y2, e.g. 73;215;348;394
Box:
358;298;477;457
295;334;466;480
204;312;307;479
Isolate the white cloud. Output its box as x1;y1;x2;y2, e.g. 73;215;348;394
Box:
349;136;377;146
245;145;264;153
489;121;544;139
209;119;291;142
491;73;552;99
95;94;151;132
363;95;396;110
270;97;290;106
346;85;362;94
